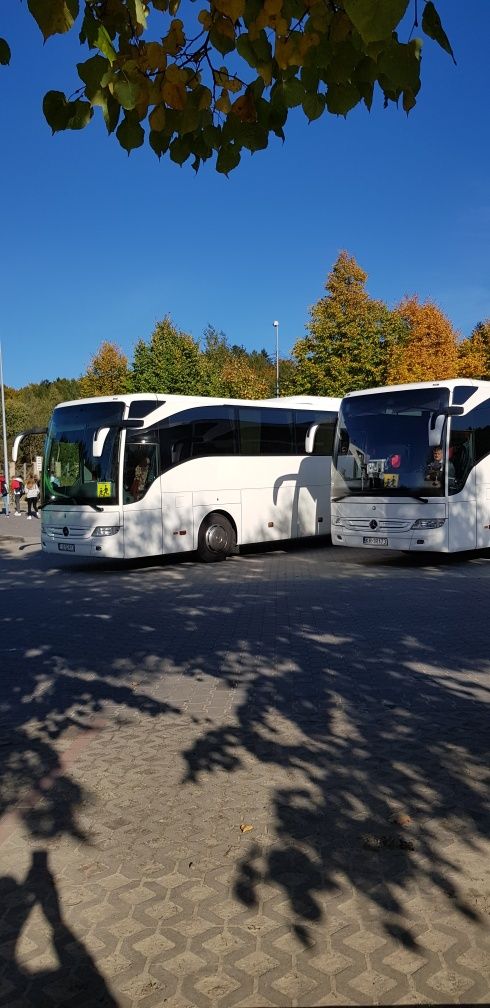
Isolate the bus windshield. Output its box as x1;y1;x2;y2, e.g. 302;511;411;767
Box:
333;387;451;500
43;402;124;506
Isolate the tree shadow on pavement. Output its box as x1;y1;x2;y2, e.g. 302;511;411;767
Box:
1;541;489;970
0;850;117;1007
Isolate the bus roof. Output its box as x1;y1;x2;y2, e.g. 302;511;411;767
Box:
342;378;490;399
51;393;341;411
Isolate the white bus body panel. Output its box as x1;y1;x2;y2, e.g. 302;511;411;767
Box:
42;455;332;559
332;471;478;553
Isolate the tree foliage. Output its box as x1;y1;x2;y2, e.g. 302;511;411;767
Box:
202;325;273;397
387;295;459;383
458;321;490;380
4;0;452;173
131;315;206;393
79;340;129;396
291;251;405;397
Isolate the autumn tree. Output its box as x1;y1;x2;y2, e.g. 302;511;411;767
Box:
202;326;272;397
458;321;490;380
387;296;459;384
292;251;405;397
79;341;129;396
131;315;206;393
1;2;453;172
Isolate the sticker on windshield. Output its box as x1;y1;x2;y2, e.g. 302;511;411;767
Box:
383;474;399;488
97;482;112;498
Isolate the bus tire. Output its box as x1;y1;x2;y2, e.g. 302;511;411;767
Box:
197;513;236;562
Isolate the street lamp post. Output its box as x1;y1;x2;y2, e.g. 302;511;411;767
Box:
0;342;9;516
273;320;279;398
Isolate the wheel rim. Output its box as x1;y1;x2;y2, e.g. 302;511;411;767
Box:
205;523;228;553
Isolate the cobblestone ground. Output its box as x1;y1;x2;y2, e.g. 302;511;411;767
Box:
0;533;489;1006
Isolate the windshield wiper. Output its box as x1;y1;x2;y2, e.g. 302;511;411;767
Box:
333;491;428;504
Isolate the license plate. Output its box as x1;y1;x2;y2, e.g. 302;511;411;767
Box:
58;542;75;552
363;536;388;546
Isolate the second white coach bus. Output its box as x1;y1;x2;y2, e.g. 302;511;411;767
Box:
331;379;490;553
16;393;340;561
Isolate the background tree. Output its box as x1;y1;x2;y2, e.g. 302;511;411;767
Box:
1;1;453;173
387;296;459;383
458;321;490;380
202;326;272;397
131;315;206;393
79;341;129;396
291;251;405;397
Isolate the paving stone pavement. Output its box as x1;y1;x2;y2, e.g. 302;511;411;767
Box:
0;536;489;1006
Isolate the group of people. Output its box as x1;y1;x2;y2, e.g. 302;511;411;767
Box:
0;472;40;518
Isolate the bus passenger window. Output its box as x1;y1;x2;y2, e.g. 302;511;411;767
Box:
124;442;159;502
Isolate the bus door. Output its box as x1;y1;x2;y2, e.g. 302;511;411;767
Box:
122;437;163;558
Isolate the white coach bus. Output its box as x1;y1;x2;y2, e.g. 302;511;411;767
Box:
331;379;490;553
14;393;339;561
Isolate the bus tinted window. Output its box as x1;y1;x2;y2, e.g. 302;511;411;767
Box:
294;410;337;455
159;407;237;469
239;408;294;455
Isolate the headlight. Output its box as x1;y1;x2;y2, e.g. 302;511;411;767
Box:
91;526;120;537
410;518;446;530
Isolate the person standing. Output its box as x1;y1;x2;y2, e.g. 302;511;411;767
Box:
25;474;40;519
11;475;24;515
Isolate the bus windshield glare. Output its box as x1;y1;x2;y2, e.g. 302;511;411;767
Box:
332;387;451;500
43;402;124;506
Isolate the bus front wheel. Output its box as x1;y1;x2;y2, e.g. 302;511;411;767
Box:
197;513;236;562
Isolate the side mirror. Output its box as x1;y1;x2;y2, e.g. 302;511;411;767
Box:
93;418;144;458
305;424;319;454
428;406;464;447
12;428;47;463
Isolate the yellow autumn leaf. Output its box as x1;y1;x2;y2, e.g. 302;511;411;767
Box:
149;104;166;130
165;62;185;83
231;92;256;121
257;63;273;85
145;42;167;71
264;0;282;14
215;90;231;113
162;80;186;109
198;9;212;29
239;823;254;833
214;0;245;20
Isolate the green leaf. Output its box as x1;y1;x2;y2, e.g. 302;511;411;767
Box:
0;38;11;66
343;0;409;43
80;11;116;62
113;79;139;110
28;0;79;40
236;34;256;68
422;1;455;62
284;77;305;108
66;99;93;130
377;37;422;92
128;0;149;30
302;91;326;121
149;128;172;157
237;123;268;151
216;141;241;174
77;55;108;97
116;116;144;153
170;136;192;164
325;82;359;115
90;89;121;133
179;106;201;135
43;90;72;132
209;24;235;56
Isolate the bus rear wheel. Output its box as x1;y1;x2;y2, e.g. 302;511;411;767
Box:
197;513;236;562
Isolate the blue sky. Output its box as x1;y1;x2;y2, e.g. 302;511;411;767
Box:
1;1;489;388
